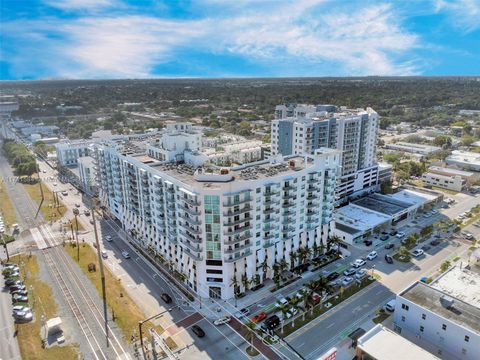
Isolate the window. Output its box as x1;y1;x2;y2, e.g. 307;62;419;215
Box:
421;314;426;320
464;335;469;342
420;326;424;332
401;304;409;311
442;324;447;331
401;316;405;322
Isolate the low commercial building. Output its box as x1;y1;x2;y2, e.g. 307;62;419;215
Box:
356;324;439;360
384;142;442;157
333;189;442;244
378;162;393;184
21;125;59;137
422;172;466;192
446;150;480;172
394;266;480;360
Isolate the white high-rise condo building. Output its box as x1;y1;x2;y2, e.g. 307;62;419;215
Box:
272;104;379;203
95;134;339;300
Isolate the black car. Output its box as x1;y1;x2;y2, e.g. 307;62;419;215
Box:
380;235;389;241
384;243;395;250
326;271;340;282
161;293;172;304
264;315;280;329
10;285;26;293
364;240;373;246
5;279;22;287
385;254;394;264
430;240;440;246
191;325;205;338
11;290;28;297
389;230;398;236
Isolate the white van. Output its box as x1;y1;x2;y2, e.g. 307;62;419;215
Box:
385;299;396;312
101;250;108;259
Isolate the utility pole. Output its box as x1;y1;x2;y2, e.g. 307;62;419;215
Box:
72;208;80;261
1;234;10;262
91;198;109;347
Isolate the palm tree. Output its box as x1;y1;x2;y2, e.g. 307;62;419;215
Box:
241;273;249;292
278;304;290;334
289;251;298;270
327;235;341;252
301;289;312;321
304;247;312;262
279;259;288;273
289;297;301;327
261;259;270;281
244;321;257;354
230;275;239;295
312;242;320;258
72;207;80;260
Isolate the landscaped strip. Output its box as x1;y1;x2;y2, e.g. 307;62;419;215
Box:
10;253;79;360
22;178;67;221
64;243;176;348
0;183;17;226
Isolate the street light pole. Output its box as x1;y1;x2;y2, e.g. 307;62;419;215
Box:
1;234;10;262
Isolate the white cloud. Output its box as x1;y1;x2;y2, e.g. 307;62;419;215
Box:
44;0;118;11
3;0;421;78
434;0;480;32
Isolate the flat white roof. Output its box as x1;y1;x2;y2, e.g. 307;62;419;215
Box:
447;150;480;166
334;204;391;231
357;325;439;360
428;166;474;177
430;266;480;310
389;189;439;207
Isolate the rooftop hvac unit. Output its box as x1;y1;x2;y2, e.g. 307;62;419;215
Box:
440;295;455;309
289;160;295;168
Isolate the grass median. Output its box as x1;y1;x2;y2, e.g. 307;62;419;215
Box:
64;243;176;348
10;253;79;360
22;178;67;222
0;183;17;226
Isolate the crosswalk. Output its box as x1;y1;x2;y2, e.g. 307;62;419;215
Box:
30;224;63;249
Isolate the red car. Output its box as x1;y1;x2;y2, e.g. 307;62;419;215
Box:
252;312;267;323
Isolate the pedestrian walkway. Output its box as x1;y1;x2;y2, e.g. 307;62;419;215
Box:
30;227;48;249
163;312;203;336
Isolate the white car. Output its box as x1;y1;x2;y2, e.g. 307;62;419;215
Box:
355;269;368;280
285;307;298;319
396;232;406;238
366;251;378;260
121;251;130;259
341;277;354;286
275;298;289;308
104;235;113;242
213;316;231;326
352;259;366;268
411;249;424;257
101;250;108;259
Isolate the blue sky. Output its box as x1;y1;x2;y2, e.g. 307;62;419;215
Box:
1;0;479;80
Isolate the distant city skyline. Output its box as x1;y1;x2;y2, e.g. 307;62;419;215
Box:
1;0;480;80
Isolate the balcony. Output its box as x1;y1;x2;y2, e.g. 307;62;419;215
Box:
224;224;252;236
178;212;201;225
155;189;163;196
183;248;202;261
264;217;277;223
179;229;202;244
282;201;295;208
264;198;279;206
223;197;251;207
180;239;203;253
224;242;251;254
223;205;251;217
264;208;278;215
263;241;275;249
306;194;318;200
224;234;251;245
166;187;175;194
307;202;318;209
178;204;201;216
223;216;251;227
307;178;317;184
307;185;318;192
181;222;202;234
224;249;252;263
264;190;279;196
282;209;295;216
182;197;201;207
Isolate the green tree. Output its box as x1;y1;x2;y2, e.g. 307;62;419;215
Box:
440;260;451;273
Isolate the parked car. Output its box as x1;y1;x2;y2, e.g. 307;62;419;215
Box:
285;307;299;319
5;279;22;287
364;240;373;246
104;235;112;242
341;277;354;286
366;251;378;260
235;308;250;318
326;271;340;282
396;232;406;238
9;284;26;293
385;299;396;312
191;325;205;338
11;290;28;297
411;249;424;257
343;268;356;276
75;203;81;207
12;294;28;303
214;316;232;326
161;293;172;303
430;240;440;246
121;251;130;259
4;271;20;279
380;235;389;241
13;308;33;322
101;250;108;259
355;269;368;280
264;315;280;329
385;254;394;264
61;191;68;196
421;245;431;252
276;298;289;308
251;312;267;324
310;292;322;304
352;259;366;268
84;210;91;216
389;230;398;236
384;243;395;250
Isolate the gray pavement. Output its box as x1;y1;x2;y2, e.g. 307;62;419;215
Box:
0;277;21;360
